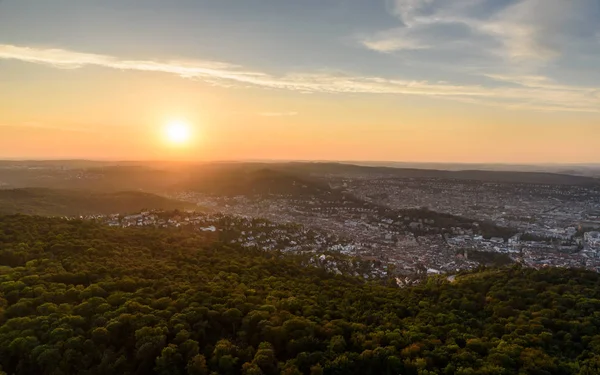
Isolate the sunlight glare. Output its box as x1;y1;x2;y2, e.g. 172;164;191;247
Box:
165;120;191;145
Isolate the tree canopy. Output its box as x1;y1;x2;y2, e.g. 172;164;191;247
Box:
1;215;600;374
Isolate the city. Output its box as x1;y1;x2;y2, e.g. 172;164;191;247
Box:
35;162;595;281
2;0;600;371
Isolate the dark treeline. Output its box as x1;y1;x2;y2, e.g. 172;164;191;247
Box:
1;215;600;374
0;189;192;217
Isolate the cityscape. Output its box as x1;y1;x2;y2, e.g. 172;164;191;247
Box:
12;161;593;281
2;0;600;372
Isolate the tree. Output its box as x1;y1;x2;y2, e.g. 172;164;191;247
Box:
186;354;208;375
217;355;238;375
310;364;324;375
329;336;347;354
252;342;278;375
155;344;183;375
242;362;264;375
223;308;244;334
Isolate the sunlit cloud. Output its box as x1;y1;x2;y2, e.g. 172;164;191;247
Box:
0;44;264;78
1;43;599;113
361;33;428;53
373;0;599;64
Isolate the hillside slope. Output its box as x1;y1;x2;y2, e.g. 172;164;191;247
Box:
0;215;600;374
177;167;334;197
286;162;600;186
0;188;192;216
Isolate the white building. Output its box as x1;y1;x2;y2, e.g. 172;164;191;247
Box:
584;232;600;249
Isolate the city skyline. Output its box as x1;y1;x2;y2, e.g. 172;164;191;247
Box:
1;0;600;163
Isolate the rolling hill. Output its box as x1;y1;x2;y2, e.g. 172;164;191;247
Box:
0;188;193;216
2;162;598;194
285;162;600;186
176;167;335;196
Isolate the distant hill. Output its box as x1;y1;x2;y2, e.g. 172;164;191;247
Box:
0;188;192;216
285;162;600;186
177;167;335;196
0;165;182;191
2;161;598;192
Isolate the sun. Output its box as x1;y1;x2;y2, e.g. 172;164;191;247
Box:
164;120;191;145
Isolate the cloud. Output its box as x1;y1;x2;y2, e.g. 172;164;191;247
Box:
361;38;425;53
1;43;599;113
368;0;600;65
259;112;299;117
477;0;581;62
361;29;429;52
0;44;264;78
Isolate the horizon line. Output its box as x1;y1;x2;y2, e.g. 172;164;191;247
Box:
0;158;599;167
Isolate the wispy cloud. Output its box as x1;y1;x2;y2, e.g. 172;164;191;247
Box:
371;0;599;64
361;33;428;53
1;43;599;113
258;112;299;117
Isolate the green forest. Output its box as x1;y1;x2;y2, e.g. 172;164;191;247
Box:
1;215;600;375
0;189;192;217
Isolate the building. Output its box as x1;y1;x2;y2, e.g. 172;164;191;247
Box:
584;232;600;250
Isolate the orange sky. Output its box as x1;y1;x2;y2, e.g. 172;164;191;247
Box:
1;65;599;163
1;0;600;163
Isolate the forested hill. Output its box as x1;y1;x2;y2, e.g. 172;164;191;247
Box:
285;163;600;186
2;216;600;374
0;188;192;216
175;168;334;197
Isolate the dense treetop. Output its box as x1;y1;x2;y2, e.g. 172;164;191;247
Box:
1;215;600;374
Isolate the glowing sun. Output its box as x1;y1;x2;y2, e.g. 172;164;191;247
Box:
164;121;191;145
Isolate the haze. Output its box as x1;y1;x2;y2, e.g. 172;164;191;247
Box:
1;0;600;163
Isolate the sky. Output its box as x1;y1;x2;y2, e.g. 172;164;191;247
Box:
1;0;599;163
